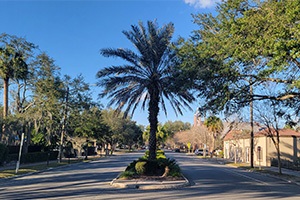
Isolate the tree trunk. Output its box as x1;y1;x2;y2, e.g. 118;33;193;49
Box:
148;88;159;160
275;132;282;174
1;78;9;143
3;78;9;118
23;122;31;154
276;144;282;174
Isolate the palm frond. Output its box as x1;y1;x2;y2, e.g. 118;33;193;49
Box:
97;20;195;123
100;48;140;67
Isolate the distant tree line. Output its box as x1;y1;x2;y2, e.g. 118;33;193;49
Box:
0;33;144;158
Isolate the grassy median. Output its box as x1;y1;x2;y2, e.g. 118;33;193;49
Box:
0;157;100;179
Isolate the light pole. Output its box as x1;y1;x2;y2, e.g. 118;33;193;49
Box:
58;86;69;163
250;82;254;168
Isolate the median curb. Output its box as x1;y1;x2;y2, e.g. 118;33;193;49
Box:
110;174;191;190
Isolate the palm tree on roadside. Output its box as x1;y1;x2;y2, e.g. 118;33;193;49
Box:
97;21;195;160
0;33;35;142
204;115;223;154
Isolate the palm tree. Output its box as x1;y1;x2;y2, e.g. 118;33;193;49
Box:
0;33;35;142
97;21;195;160
204;115;223;153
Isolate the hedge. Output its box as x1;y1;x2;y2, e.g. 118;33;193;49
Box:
0;144;9;165
7;151;59;164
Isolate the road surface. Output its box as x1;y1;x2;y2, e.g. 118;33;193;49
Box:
0;152;299;200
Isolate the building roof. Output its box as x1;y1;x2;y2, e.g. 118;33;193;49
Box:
255;128;300;137
223;129;250;141
222;121;261;140
224;127;300;141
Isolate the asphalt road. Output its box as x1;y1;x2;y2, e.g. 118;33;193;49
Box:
0;152;299;200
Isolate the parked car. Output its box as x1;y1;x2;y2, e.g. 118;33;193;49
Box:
174;148;180;152
194;149;208;156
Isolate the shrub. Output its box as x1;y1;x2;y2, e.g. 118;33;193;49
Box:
6;151;59;164
119;170;136;179
156;150;166;159
156;158;181;177
125;160;138;172
145;159;164;176
122;150;182;178
135;161;147;175
143;149;166;159
6;153;18;163
0;144;9;165
165;158;181;177
218;150;224;158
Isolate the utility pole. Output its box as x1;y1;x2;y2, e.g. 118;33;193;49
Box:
250;83;254;168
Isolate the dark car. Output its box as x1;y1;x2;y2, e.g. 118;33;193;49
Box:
174;148;180;152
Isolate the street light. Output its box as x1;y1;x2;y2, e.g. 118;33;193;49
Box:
58;86;69;163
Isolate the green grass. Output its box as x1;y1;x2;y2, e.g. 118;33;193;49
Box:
0;157;99;179
226;162;251;168
226;162;300;183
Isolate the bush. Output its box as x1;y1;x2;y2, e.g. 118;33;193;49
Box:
145;159;164;176
22;151;58;163
119;170;136;179
123;150;182;178
0;144;9;166
6;154;18;163
6;151;59;164
218;150;224;158
143;149;166;159
135;161;147;175
164;158;181;177
7;145;45;154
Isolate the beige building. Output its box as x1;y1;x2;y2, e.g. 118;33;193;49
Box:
223;126;300;167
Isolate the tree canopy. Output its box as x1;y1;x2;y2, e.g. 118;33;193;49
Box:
178;0;300;119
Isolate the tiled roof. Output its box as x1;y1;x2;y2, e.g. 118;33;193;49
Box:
222;121;261;140
224;128;300;141
223;129;250;141
255;128;300;137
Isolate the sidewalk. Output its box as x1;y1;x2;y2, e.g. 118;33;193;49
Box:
214;158;300;185
263;166;300;178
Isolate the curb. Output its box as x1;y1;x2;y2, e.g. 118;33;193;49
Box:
252;169;300;187
110;174;191;190
217;161;300;187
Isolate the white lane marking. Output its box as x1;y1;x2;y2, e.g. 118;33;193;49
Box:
222;168;268;185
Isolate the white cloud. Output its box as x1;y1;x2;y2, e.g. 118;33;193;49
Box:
184;0;221;8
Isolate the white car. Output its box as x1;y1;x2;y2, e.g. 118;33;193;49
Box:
194;149;209;156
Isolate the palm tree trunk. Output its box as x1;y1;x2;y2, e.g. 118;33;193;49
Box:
148;89;159;160
3;78;9;118
1;78;9;143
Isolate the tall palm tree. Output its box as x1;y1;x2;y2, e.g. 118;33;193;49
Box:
204;115;223;152
0;33;35;142
97;21;195;160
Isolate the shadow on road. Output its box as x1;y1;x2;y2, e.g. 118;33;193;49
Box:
0;152;299;200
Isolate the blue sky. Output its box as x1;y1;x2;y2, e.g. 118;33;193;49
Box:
0;0;219;126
